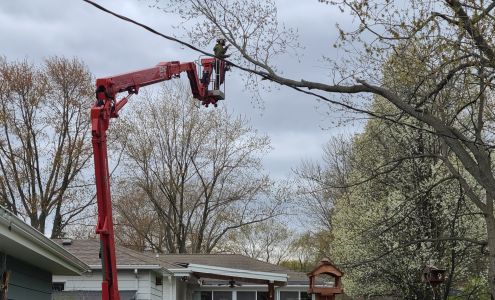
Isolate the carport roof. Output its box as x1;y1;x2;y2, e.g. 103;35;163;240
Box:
155;253;308;284
169;263;288;286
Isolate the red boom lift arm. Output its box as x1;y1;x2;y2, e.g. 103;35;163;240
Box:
91;58;226;300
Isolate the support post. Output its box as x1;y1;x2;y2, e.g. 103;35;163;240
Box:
268;282;275;300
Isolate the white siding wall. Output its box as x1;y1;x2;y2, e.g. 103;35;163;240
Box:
53;269;161;299
162;275;173;300
54;272;306;300
53;269;176;300
54;269;140;291
149;271;165;300
136;270;152;300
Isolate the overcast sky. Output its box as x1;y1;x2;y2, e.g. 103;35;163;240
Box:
0;0;361;180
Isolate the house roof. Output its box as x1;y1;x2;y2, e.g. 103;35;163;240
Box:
54;239;309;285
0;206;89;275
52;239;172;270
155;253;309;284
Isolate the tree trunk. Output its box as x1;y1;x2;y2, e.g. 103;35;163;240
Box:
29;213;39;233
178;232;187;253
51;204;63;239
485;213;495;298
38;211;46;235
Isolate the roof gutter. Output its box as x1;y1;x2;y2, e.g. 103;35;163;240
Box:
88;264;163;270
0;206;89;274
168;263;288;284
89;264;174;277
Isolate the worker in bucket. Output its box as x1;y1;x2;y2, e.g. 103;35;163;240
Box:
214;38;230;59
213;38;230;89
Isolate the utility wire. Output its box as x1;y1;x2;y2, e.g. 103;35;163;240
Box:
81;0;267;77
81;1;390;116
81;0;490;147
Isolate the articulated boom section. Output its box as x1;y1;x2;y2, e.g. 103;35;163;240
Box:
91;58;226;300
95;58;223;107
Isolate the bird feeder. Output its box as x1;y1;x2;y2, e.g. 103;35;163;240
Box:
307;258;343;300
422;265;446;287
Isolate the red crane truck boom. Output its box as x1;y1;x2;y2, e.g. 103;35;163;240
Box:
91;58;226;300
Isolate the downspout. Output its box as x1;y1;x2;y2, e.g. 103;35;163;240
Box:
170;276;174;300
171;275;176;300
134;268;139;298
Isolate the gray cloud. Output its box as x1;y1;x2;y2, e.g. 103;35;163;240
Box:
0;0;358;180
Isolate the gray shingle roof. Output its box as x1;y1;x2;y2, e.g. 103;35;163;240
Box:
53;239;308;284
52;239;174;269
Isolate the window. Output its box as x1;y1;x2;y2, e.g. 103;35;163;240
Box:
156;275;163;285
52;282;65;292
201;291;213;300
214;291;232;300
238;291;256;300
300;292;311;300
257;291;269;300
194;291;213;300
280;291;299;300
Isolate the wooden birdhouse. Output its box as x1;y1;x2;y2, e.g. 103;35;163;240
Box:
422;265;446;287
307;258;343;300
